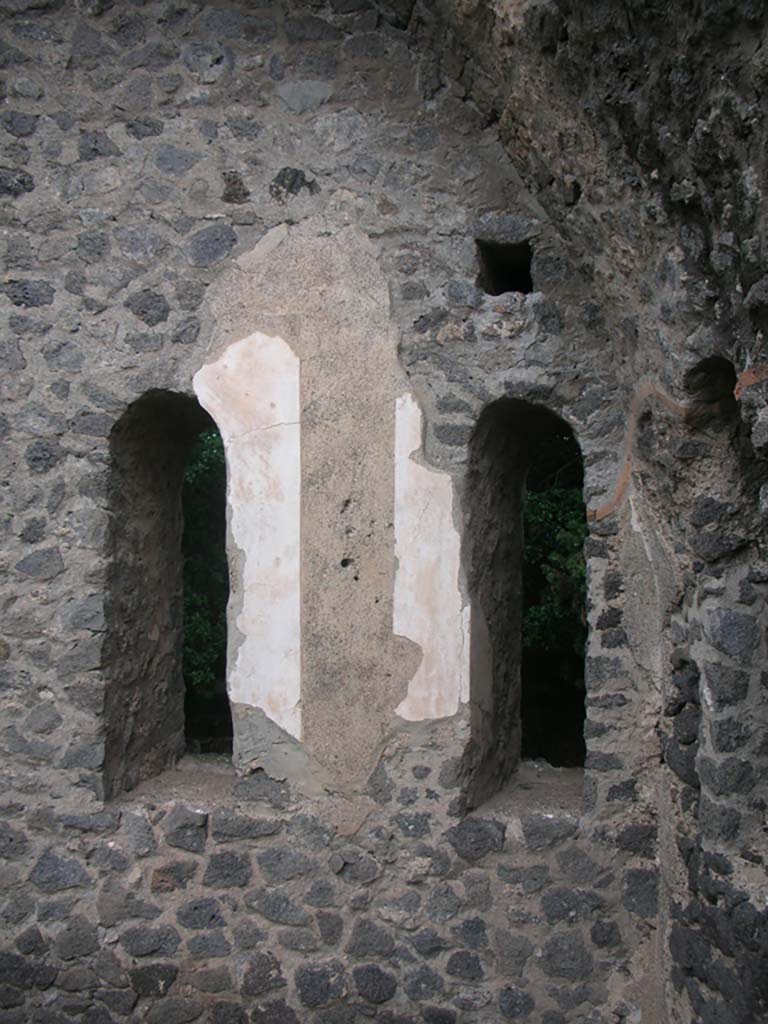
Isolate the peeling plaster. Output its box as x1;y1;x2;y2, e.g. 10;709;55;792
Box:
393;392;470;720
193;331;302;739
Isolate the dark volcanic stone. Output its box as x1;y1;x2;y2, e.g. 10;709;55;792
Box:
2;280;54;307
445;817;505;861
521;814;577;850
269;166;320;202
15;926;47;956
710;718;751;752
316;910;343;946
698;797;741;843
222;170;249;204
245;889;310;926
664;736;699;788
705;610;759;662
445;950;484;980
29;849;90;892
188;930;231;959
151;861;196;892
126;116;164;139
410;928;449;958
494;929;534;976
162;806;208;853
403;965;444;1001
353;964;397;1004
286;814;334;850
702;663;749;709
699;756;755;796
0;111;38;137
499;985;535;1018
497;864;551;893
145;996;202;1023
155;143;201;175
585;751;623;770
187;224;237;267
0;168;35;196
392;812;431;838
616;824;657;858
250;1001;298;1024
55;915;99;959
451;916;488;949
257;847;314;881
347;918;395;957
129;963;178;997
673;705;701;745
182;40;232;82
203;851;251;888
425;883;462;922
277;928;318;953
241;952;285;997
0;822;29;861
177;897;225;929
120;925;180;957
422;1008;456;1024
78;129;120;161
284;15;342;42
540;933;594;980
24;438;65;473
124;288;170;327
305;880;337;908
622;869;658;918
670;661;700;705
591;918;621;947
211;811;280;842
294;959;346;1008
233;921;267;951
541;887;604;923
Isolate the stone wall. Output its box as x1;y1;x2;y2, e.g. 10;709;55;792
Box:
1;0;766;1022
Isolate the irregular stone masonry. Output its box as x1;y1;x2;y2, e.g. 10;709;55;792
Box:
1;737;660;1023
1;1;767;1022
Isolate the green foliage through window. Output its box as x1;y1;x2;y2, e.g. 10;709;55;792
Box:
181;428;231;751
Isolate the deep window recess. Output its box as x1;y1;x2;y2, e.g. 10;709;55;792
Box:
103;391;230;799
182;429;232;754
684;356;738;424
465;399;587;806
476;239;534;296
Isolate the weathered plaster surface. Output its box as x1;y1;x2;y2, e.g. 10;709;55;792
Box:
201;223;419;785
193;332;302;739
394;392;470;720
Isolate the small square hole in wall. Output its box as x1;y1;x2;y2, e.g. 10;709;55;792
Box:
476;239;534;296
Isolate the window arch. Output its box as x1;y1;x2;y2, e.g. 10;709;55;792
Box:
464;398;587;805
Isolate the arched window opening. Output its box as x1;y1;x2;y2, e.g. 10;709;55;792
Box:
104;391;230;799
465;398;587;805
182;429;231;754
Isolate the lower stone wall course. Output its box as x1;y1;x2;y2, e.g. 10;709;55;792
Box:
0;734;661;1023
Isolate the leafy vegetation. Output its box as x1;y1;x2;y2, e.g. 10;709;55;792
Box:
520;427;588;766
181;429;232;750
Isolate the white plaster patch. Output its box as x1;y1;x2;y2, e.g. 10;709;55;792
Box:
393;392;470;720
193;332;302;739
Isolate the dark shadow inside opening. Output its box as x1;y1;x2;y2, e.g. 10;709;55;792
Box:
476;239;534;296
684;355;738;424
182;428;232;754
520;421;587;767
